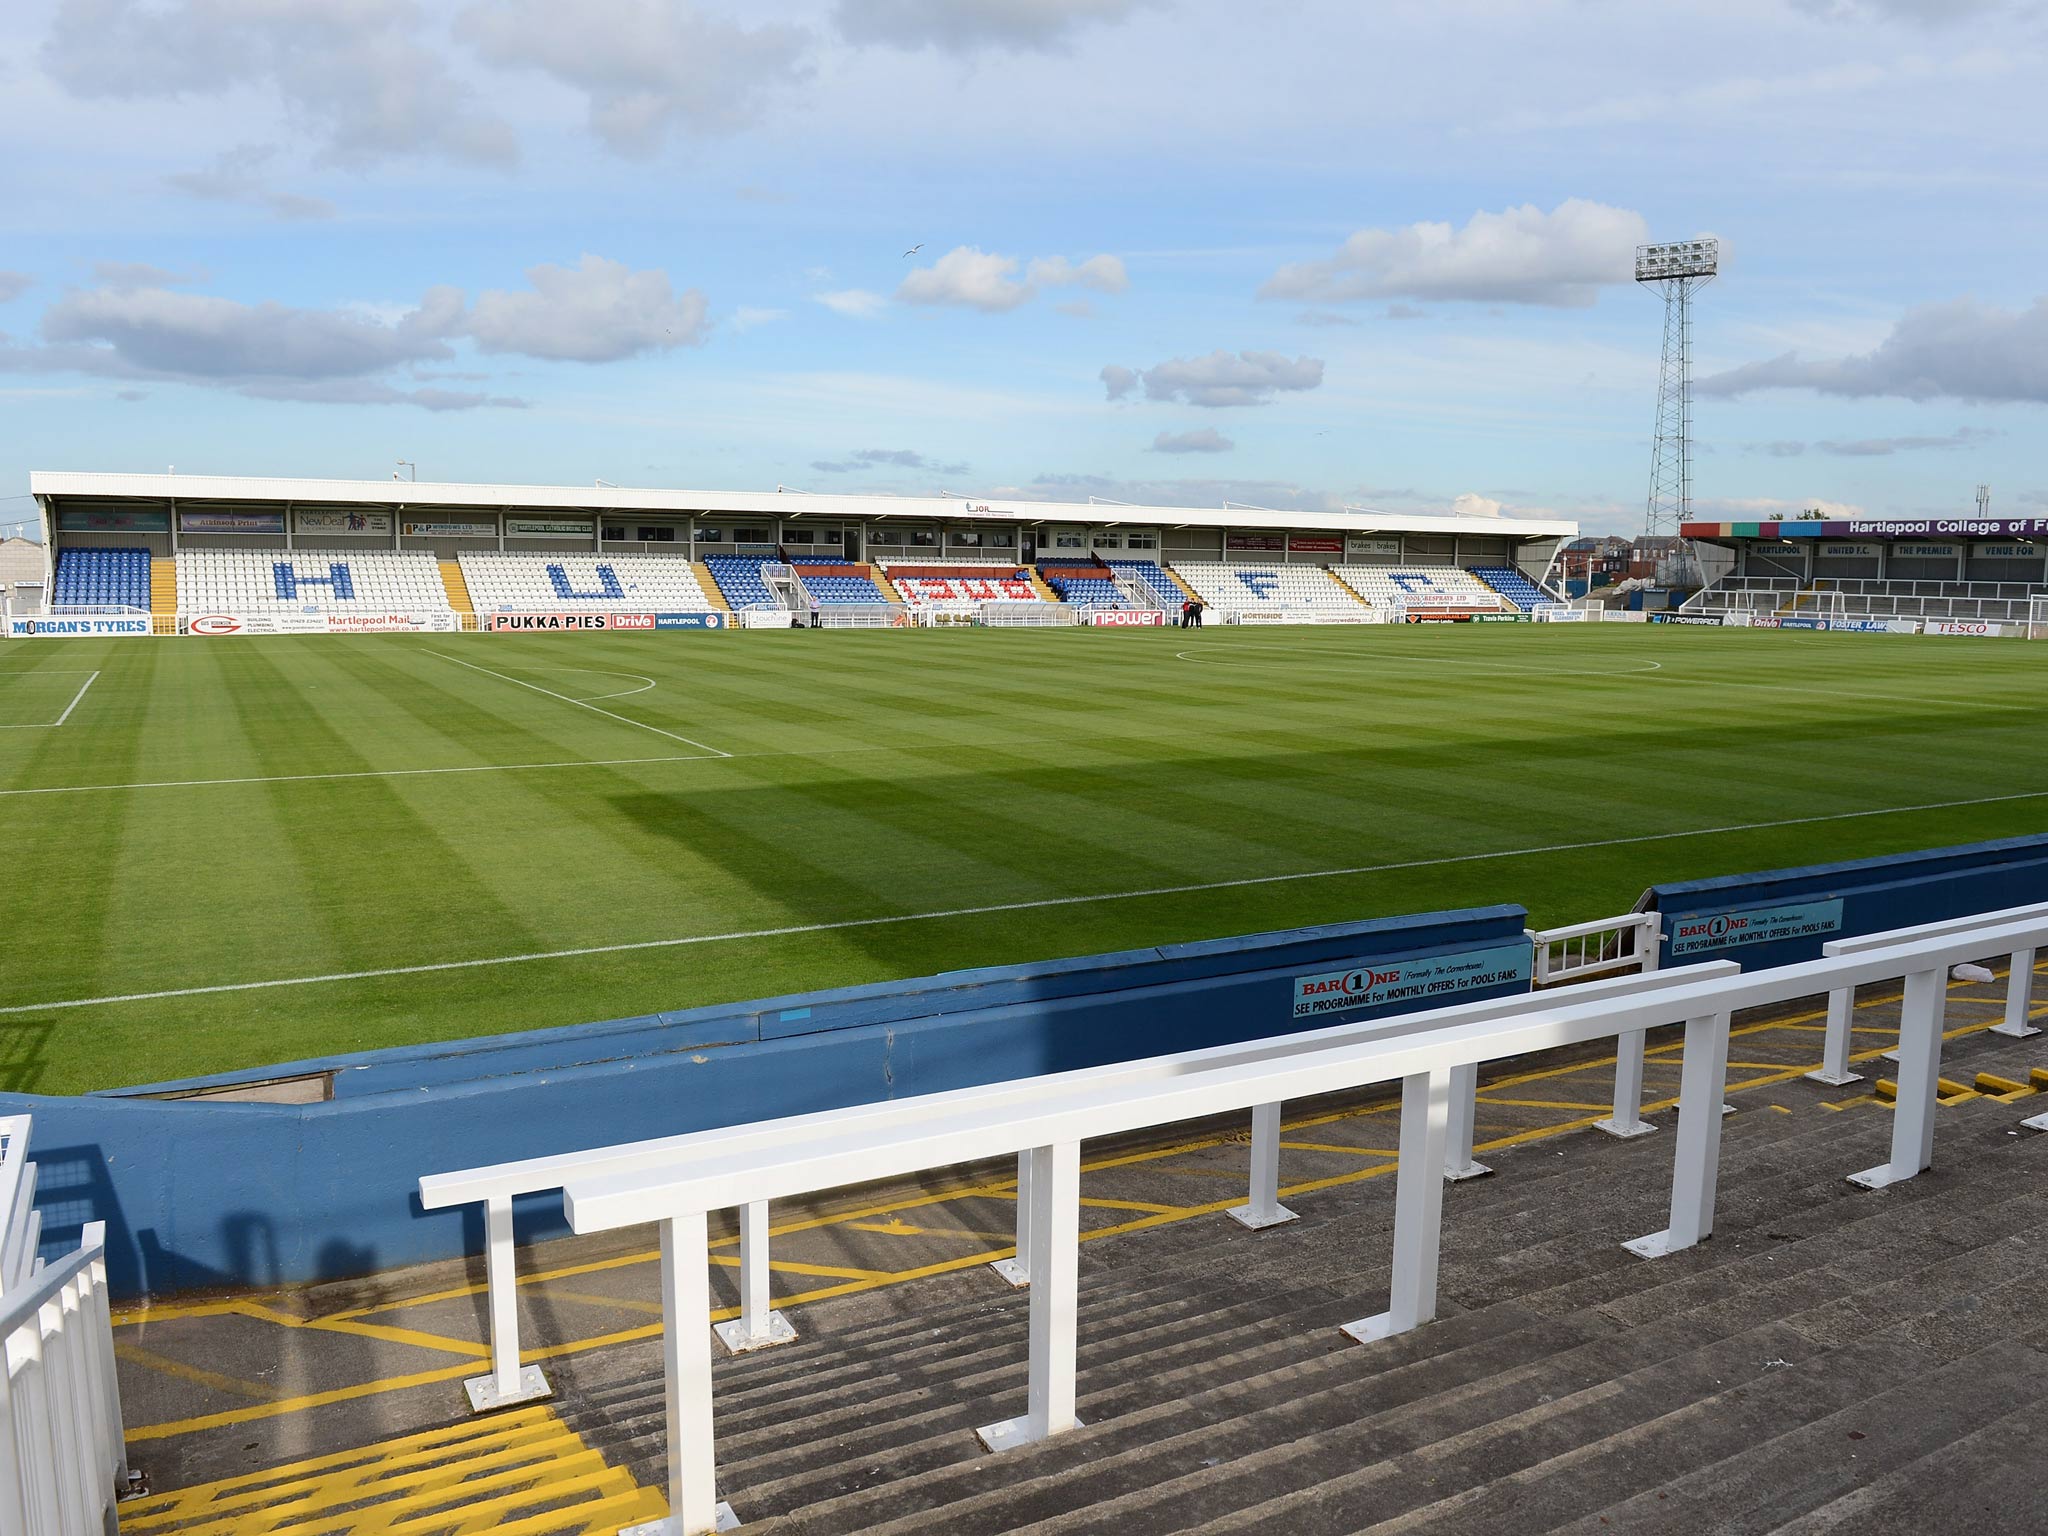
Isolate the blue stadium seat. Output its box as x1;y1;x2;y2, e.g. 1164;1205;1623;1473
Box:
1468;565;1551;612
52;547;151;611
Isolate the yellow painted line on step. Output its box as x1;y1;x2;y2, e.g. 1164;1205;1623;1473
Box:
1077;1196;1195;1215
542;1288;667;1318
1473;1097;1617;1112
845;1218;1018;1243
1279;1140;1400;1157
114;1342;279;1402
709;1254;892;1281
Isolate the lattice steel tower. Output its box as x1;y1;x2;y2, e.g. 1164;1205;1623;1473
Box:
1636;239;1719;536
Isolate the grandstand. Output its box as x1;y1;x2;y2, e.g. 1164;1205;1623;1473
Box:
1174;562;1369;621
459;551;715;613
702;554;780;611
1107;557;1186;608
1468;563;1553;611
1037;559;1139;609
881;562;1043;615
177;548;453;615
790;562;890;605
1334;564;1513;616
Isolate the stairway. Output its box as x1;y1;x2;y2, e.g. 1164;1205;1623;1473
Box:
1162;563;1200;603
1318;568;1370;611
118;1405;664;1535
150;558;177;624
1026;569;1061;602
437;559;474;623
867;565;904;605
692;561;732;613
555;1094;2048;1534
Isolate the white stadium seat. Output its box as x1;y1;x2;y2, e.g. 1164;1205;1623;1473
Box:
177;549;453;614
1170;563;1367;621
1332;565;1510;613
460;552;713;612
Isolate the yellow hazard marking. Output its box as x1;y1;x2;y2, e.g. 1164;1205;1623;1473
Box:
1278;1140;1400;1158
119;1404;663;1535
114;1343;279;1403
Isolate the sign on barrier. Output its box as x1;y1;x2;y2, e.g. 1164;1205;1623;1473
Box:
8;615;151;637
1091;610;1165;626
1291;941;1531;1020
1668;899;1844;958
1649;613;1724;626
1929;620;2005;637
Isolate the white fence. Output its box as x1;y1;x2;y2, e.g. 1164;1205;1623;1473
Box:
1;1116;133;1535
426;902;2048;1534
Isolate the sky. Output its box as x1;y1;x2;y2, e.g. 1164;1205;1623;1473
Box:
2;0;2045;539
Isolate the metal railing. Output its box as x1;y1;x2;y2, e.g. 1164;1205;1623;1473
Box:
1;1117;133;1535
429;904;2048;1533
1529;913;1666;1136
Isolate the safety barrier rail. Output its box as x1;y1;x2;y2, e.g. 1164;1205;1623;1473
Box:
537;907;2048;1533
419;959;1734;1413
1530;913;1668;1137
1;1116;132;1536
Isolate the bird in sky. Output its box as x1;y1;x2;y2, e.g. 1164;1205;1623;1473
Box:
902;243;924;257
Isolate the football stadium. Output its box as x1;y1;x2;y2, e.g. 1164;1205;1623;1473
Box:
5;466;2048;1535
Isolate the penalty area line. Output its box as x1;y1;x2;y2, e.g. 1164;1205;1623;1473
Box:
7;784;2048;1018
0;670;99;731
425;650;729;757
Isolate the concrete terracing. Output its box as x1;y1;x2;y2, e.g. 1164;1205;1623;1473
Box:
108;966;2048;1533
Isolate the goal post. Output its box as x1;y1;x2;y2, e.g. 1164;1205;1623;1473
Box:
2029;595;2048;641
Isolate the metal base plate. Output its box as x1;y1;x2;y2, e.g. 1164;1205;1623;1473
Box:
1594;1117;1657;1140
713;1310;797;1355
988;1256;1030;1288
1804;1068;1864;1086
623;1504;740;1535
2021;1112;2048;1133
1848;1163;1915;1190
1622;1228;1684;1260
975;1412;1082;1454
1442;1160;1493;1182
1989;1022;2042;1039
1339;1311;1406;1345
462;1365;551;1415
1226;1201;1299;1229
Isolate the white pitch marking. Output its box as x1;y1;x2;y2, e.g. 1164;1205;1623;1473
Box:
426;650;728;756
0;670;99;730
495;665;659;701
7;784;2048;1017
1171;648;1664;677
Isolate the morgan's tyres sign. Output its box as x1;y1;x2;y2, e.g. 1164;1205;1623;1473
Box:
8;616;151;637
1290;941;1531;1020
1091;610;1166;626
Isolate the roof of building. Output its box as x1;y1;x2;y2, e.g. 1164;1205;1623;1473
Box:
28;471;1577;541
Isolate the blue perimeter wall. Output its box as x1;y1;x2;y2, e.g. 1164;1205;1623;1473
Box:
1644;833;2048;971
3;905;1531;1299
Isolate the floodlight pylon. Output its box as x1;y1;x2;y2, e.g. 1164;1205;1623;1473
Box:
1636;239;1719;538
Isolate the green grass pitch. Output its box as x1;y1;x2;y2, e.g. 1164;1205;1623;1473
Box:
0;624;2042;1095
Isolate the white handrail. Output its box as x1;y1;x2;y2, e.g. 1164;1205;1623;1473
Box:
1805;899;2048;1086
1529;913;1664;1136
421;957;1737;1406
1;1126;131;1536
552;906;2048;1535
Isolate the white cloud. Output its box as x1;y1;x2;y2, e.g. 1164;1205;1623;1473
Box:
1695;496;1869;519
897;246;1128;313
43;0;518;168
815;288;888;319
1790;0;2009;21
1699;297;2048;403
1260;199;1650;309
1451;492;1503;518
811;447;969;474
1102;350;1324;408
731;306;790;333
453;0;811;157
467;255;709;361
1150;428;1234;454
91;261;208;290
834;0;1154;53
166;145;335;222
0;273;35;305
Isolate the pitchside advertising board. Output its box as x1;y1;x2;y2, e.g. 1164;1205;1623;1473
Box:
8;616;151;637
1091;610;1165;626
485;611;728;632
182;613;463;635
1291;941;1532;1022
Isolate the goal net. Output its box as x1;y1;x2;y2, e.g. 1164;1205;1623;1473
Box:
2029;595;2048;641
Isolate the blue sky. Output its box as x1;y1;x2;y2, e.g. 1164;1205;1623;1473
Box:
3;0;2045;538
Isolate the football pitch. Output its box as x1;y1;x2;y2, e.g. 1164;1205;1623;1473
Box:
1;624;2043;1096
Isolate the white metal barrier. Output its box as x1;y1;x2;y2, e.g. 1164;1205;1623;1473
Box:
420;958;1734;1410
1;1118;133;1536
1529;913;1670;1137
526;908;2048;1534
1806;901;2047;1088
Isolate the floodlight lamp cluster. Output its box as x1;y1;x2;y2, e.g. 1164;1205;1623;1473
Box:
1635;239;1719;282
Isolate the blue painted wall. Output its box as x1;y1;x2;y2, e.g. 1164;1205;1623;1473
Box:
5;905;1529;1299
1645;834;2048;971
